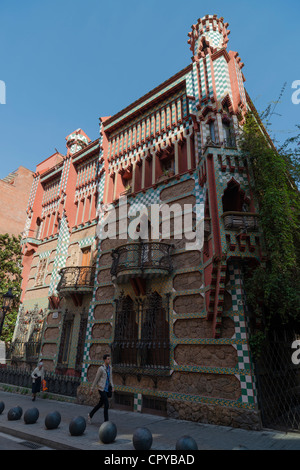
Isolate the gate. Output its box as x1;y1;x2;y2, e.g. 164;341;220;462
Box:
255;329;300;431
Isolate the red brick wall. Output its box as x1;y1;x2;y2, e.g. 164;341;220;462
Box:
0;166;34;237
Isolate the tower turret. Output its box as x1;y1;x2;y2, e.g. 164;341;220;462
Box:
188;14;230;61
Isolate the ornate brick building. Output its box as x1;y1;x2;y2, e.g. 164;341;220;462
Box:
15;14;267;429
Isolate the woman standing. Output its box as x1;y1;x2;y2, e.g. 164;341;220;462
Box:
31;361;44;401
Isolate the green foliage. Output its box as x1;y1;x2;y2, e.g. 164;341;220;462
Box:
239;113;300;332
249;331;266;361
0;233;22;342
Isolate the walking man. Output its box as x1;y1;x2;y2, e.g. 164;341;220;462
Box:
88;354;114;423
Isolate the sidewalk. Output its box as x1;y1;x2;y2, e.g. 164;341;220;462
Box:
0;389;300;450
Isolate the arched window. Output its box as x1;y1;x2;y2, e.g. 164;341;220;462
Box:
222;180;246;213
35;217;42;239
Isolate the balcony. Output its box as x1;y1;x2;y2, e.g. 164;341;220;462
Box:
57;267;96;296
111;242;173;284
222;211;259;232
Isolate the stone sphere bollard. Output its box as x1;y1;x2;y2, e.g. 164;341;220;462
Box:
7;407;21;421
45;411;61;430
24;408;39;425
15;406;23;419
132;427;153;450
69;416;86;436
0;402;5;414
99;421;117;444
175;435;198;450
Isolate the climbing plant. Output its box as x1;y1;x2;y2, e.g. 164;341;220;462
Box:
0;233;22;343
238;109;300;343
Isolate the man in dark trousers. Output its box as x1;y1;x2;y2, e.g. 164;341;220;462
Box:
88;354;114;423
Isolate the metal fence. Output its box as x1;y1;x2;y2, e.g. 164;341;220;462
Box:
0;366;80;398
255;329;300;432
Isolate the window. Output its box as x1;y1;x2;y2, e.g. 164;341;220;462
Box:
112;291;170;370
121;167;133;195
35;259;47;287
222;180;246;212
75;316;88;371
35;218;42;239
81;247;91;267
161;157;175;173
79;247;92;285
122;176;132;194
57;315;74;367
209;121;216;143
222;120;236;147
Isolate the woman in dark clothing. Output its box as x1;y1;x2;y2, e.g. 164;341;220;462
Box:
31;361;44;401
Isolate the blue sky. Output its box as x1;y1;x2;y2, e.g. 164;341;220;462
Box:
0;0;299;178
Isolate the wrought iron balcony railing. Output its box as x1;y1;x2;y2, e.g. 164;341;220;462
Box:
57;266;96;293
111;242;173;283
222;211;259;232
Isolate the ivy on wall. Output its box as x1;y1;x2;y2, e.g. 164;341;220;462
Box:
239;112;300;348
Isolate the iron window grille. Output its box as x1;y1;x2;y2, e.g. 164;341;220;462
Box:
111;291;171;374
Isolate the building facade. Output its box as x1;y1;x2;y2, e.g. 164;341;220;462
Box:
13;129;100;376
15;15;267;429
0;166;34;237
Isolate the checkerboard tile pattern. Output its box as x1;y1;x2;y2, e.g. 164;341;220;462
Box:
186;67;199;114
198;59;207;99
134;393;142;412
237;374;256;405
60;157;71;194
39;250;51;259
27;175;40;211
214;56;233;102
206;58;214;98
48;215;70;296
228;262;258;405
78;237;96;249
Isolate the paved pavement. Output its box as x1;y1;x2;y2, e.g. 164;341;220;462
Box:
0;390;300;451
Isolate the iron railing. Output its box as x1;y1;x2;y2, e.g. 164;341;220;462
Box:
111;242;173;280
0;365;80;397
223;136;237;148
111;291;171;374
57;266;96;292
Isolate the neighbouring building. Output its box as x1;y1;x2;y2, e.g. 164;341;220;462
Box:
12;129;100;376
13;14;271;429
0;166;34;237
